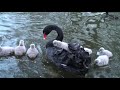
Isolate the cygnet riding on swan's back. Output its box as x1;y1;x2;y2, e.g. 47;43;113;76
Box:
0;46;14;56
80;46;92;55
26;44;39;59
53;40;92;54
97;47;113;58
43;25;91;76
53;40;70;52
14;40;26;56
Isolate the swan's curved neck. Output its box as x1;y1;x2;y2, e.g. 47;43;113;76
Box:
55;28;63;41
43;25;64;48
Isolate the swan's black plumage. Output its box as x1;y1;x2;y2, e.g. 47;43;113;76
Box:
43;25;91;76
43;25;63;48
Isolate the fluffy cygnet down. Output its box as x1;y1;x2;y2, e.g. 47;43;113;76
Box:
0;46;14;56
53;40;69;51
14;40;26;56
84;48;92;55
97;47;113;58
80;46;92;55
94;55;109;66
26;44;39;59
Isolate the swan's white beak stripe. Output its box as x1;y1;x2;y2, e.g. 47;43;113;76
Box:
43;37;46;40
43;34;47;40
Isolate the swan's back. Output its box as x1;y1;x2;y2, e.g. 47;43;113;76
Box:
46;42;91;76
46;47;67;64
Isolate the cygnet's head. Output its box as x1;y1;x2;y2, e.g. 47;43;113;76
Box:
99;47;105;52
85;49;92;55
94;59;100;65
53;40;61;47
80;46;85;51
30;44;35;49
80;46;83;48
19;40;25;46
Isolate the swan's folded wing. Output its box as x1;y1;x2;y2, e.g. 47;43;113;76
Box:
68;43;80;51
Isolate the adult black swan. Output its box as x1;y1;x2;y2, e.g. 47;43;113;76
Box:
43;25;91;77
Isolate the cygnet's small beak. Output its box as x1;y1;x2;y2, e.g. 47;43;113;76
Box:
94;60;98;65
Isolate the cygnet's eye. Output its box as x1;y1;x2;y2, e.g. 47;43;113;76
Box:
55;43;58;46
53;42;58;46
95;59;99;64
99;47;104;51
56;43;59;46
96;61;99;64
99;49;102;52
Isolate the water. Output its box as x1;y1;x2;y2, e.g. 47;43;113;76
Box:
0;12;120;78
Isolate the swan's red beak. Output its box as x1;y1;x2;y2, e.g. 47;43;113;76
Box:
43;34;47;40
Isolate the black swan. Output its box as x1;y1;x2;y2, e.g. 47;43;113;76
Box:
43;25;91;76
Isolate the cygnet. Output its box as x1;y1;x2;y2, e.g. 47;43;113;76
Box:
94;55;109;66
14;40;26;56
26;44;39;59
97;47;113;58
0;46;14;56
